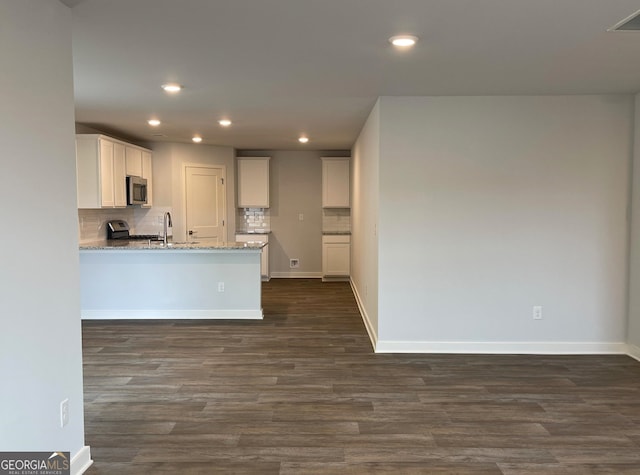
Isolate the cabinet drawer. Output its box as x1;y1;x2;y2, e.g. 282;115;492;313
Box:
322;235;350;244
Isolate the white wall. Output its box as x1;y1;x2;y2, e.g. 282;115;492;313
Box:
351;101;381;344
373;95;632;352
628;94;640;358
0;0;89;466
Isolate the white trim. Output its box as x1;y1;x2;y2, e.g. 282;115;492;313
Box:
270;272;323;278
374;340;628;354
322;276;350;282
350;278;377;350
71;446;92;475
627;343;640;362
81;309;263;320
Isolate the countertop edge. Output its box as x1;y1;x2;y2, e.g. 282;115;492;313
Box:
79;240;266;251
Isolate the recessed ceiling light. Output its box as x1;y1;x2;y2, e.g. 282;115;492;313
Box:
298;137;309;144
218;119;232;127
192;136;202;143
147;119;161;126
161;83;182;93
389;35;418;47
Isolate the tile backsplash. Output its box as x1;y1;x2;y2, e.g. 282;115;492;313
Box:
78;207;173;243
323;208;351;233
133;206;173;236
236;208;270;233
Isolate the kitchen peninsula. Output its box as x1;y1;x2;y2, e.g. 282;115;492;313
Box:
79;241;266;320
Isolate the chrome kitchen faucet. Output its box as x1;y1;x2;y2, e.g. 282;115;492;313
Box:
163;212;173;246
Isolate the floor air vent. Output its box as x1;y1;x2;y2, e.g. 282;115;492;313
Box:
610;10;640;31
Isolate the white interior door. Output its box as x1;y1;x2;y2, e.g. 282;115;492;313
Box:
185;166;225;243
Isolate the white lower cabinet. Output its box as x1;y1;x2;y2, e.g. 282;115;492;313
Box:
235;233;270;280
322;235;350;280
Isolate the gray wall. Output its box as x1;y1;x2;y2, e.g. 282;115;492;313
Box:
0;0;87;460
237;150;348;277
354;95;633;352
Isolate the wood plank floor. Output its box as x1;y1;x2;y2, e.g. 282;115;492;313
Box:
83;279;640;474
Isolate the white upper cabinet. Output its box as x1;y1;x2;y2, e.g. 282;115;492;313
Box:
113;142;127;207
125;146;143;177
125;144;153;207
237;157;270;208
76;134;127;209
141;150;153;208
322;157;350;208
76;134;151;209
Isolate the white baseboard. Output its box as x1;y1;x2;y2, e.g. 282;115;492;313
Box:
350;278;377;350
374;340;628;354
627;343;640;362
71;446;92;475
81;309;263;320
322;276;350;282
270;272;323;278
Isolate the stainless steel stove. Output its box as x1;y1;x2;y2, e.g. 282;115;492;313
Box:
106;220;160;241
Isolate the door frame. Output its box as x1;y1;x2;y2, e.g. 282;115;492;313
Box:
182;163;227;242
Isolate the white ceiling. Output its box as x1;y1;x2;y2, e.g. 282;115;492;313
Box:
69;0;640;150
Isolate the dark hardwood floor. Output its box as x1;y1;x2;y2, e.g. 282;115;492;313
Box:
83;279;640;474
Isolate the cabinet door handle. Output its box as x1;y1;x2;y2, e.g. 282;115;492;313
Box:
188;230;194;235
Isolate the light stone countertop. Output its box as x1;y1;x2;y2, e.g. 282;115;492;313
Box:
79;240;266;251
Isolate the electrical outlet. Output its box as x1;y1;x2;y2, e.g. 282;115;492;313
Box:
532;305;543;320
218;282;225;292
298;213;304;221
290;259;299;268
60;398;69;428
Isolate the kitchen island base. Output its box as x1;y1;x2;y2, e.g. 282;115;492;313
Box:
80;247;263;320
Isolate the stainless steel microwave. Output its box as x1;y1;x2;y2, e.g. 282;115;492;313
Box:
126;175;148;205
